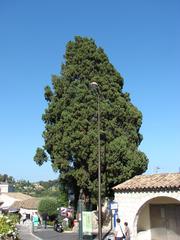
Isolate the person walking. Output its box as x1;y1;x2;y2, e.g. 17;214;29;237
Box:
124;222;130;240
42;212;49;229
32;212;39;229
114;218;125;240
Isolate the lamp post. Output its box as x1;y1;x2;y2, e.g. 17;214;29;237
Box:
78;189;84;240
90;82;102;240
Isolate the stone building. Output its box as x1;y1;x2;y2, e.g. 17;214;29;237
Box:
11;197;40;220
113;173;180;240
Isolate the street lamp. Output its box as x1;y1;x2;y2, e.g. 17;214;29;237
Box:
78;189;84;240
90;81;102;240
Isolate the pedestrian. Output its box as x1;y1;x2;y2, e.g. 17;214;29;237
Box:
124;222;130;240
42;212;49;229
33;212;39;228
114;218;125;240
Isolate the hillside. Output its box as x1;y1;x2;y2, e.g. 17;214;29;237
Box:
0;174;60;197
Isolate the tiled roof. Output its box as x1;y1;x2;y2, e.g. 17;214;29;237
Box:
113;173;180;191
3;192;32;201
11;197;40;210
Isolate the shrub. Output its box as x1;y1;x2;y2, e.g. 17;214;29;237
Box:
0;214;19;239
38;197;59;217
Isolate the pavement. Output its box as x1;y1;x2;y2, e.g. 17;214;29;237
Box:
17;223;42;240
16;223;114;240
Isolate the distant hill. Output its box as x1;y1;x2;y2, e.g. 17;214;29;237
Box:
0;173;60;197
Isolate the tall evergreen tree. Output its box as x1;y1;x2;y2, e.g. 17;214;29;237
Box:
34;36;148;205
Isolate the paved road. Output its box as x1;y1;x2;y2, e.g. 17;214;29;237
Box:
34;228;79;240
33;228;113;240
17;223;112;240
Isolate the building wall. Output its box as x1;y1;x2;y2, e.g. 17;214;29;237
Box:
114;190;180;240
137;204;150;231
0;184;9;193
19;208;38;220
0;183;14;193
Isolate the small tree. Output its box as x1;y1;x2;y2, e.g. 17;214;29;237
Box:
38;198;58;218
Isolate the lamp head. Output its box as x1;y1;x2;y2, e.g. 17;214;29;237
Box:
90;82;100;92
90;81;98;87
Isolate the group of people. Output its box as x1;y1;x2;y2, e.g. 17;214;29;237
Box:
114;218;130;240
21;211;49;229
21;212;40;226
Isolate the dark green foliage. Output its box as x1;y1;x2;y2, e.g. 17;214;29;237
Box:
34;36;148;205
34;147;48;166
0;174;15;184
57;190;68;208
38;198;58;217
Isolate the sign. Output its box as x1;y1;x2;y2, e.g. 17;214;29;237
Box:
82;211;93;234
110;201;118;210
60;207;67;216
60;207;74;218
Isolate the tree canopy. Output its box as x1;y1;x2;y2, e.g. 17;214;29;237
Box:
34;36;148;205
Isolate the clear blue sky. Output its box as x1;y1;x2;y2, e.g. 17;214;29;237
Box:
0;0;179;182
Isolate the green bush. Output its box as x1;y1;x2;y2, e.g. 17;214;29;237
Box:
46;220;54;226
38;197;59;217
0;214;19;239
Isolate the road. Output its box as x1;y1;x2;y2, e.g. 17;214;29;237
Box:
34;228;79;240
17;223;112;240
33;228;113;240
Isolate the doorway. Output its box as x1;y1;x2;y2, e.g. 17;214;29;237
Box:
150;204;180;240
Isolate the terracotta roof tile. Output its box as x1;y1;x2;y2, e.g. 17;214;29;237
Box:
113;173;180;191
3;193;32;201
11;197;40;210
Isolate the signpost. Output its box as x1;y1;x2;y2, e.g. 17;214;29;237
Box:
110;202;118;210
110;201;118;228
